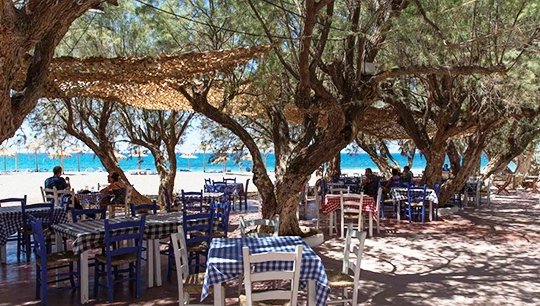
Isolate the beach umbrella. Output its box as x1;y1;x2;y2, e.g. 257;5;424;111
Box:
49;149;72;169
69;148;86;172
26;139;44;172
132;148;148;170
114;151;127;161
0;147;15;172
180;153;197;170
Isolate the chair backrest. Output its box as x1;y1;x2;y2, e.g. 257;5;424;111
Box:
242;244;303;306
375;187;383;213
329;186;350;195
212;201;231;236
71;208;107;223
181;190;204;213
130;201;158;216
170;226;190;304
212;181;228;193
41;186;59;204
407;185;427;203
0;195;27;207
182;208;214;247
223;177;236;184
340;193;364;215
342;224;367;305
29;216;48;267
22;202;54;231
239;215;279;238
240;179;250;195
103;215;146;260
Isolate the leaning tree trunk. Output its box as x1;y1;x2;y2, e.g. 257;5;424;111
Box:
275;175;307;236
423;143;447;187
513;146;534;187
152;152;176;209
327;153;341;180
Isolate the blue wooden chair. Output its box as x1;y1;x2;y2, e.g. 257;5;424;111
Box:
162;186;178;212
0;196;27;259
29;216;78;305
71;208;107;222
22;202;54;261
223;177;236;184
93;215;146;302
211;200;231;238
212;181;227;193
181;190;205;213
236;179;250;211
183;208;214;274
130;201;158;216
405;185;428;223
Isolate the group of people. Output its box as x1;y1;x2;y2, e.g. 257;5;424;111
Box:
44;166;127;209
361;166;415;197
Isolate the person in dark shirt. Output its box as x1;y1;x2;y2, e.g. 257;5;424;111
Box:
401;166;414;185
44;166;69;191
99;172;127;208
384;168;402;191
362;168;380;198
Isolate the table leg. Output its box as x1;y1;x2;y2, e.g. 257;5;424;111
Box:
55;233;64;252
328;212;334;236
80;251;89;304
147;240;154;288
1;244;6;264
369;214;373;237
308;280;316;306
213;283;225;306
397;202;401;221
429;201;433;222
154;240;162;286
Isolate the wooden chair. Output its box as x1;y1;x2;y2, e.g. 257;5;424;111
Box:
479;177;492;207
327;224;367;305
41;187;58;204
170;227;212;306
340;193;364;238
240;244;303;306
239;216;279;238
109;185;133;218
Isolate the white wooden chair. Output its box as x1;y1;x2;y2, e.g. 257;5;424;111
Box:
479;177;492;207
171;226;212;306
109;185;133;218
240;216;279;238
240;244;303;306
41;186;58;204
327;224;367;305
340;193;364;238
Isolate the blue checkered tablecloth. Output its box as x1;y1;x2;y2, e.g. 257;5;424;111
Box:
51;212;208;255
0;206;68;246
202;236;329;305
390;187;439;203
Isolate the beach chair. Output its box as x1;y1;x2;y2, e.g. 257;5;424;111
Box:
493;174;513;195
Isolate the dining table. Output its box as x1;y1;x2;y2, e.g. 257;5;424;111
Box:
202;236;329;306
51;211;209;304
390;187;439;221
0;205;67;264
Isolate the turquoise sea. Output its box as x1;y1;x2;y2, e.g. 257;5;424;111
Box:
0;152;490;173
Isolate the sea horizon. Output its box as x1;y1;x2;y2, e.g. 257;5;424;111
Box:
0;152;492;174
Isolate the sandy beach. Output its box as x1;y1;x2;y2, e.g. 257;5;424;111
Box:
0;171;270;203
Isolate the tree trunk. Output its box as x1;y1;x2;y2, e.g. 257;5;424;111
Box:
423;143;447;187
327;153;341;180
513;146;534;187
447;140;461;175
275;176;306;236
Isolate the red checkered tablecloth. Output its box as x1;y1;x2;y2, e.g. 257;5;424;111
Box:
323;194;377;219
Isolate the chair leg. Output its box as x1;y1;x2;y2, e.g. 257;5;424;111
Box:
421;205;425;224
106;264;114;303
35;264;40;300
25;233;32;262
40;265;47;305
136;259;142;298
17;231;21;260
69;262;76;289
93;262;99;297
167;248;173;281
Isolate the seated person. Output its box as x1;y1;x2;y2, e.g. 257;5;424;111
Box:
442;164;450;181
44;166;81;209
385;168;402;191
362;168;380;198
400;166;413;185
99;172;127;208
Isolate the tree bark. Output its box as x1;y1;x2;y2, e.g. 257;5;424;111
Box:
422;142;447;187
327;153;341;180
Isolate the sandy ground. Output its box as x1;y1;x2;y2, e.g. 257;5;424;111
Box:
0;171;268;203
1;176;538;305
